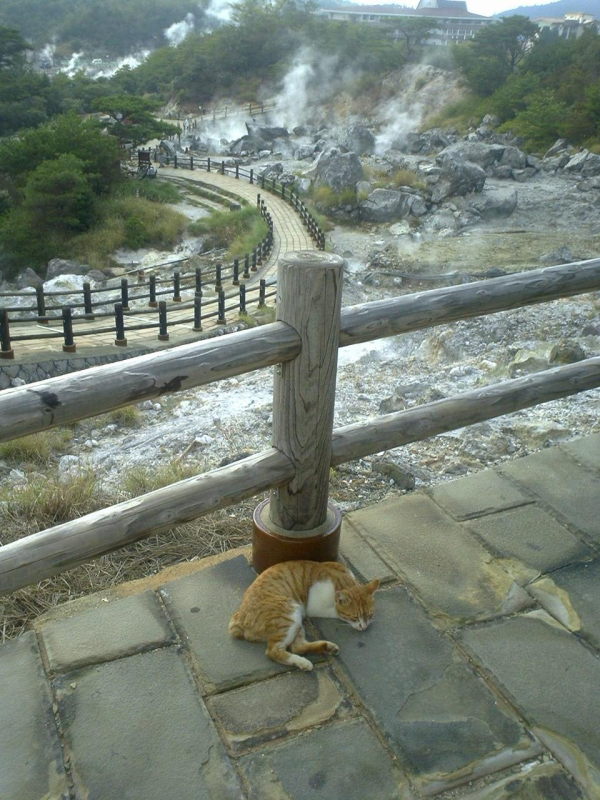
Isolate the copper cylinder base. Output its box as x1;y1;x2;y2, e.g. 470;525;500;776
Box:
252;499;341;573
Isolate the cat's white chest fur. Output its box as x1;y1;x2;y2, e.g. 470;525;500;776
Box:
306;580;338;618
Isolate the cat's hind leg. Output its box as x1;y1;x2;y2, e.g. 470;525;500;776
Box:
291;627;340;656
265;604;313;671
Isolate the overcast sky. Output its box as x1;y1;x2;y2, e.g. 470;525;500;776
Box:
355;0;549;17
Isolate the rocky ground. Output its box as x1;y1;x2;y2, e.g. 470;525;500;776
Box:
2;64;600;518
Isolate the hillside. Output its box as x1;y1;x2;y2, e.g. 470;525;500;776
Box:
499;0;599;18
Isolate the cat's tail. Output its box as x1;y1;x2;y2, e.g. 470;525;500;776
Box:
228;611;244;639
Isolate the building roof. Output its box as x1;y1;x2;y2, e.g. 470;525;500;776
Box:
318;3;489;20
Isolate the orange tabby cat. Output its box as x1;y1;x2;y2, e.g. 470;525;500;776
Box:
229;560;380;670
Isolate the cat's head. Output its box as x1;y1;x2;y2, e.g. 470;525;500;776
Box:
335;579;380;631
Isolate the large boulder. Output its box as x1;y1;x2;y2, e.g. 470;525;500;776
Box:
16;267;43;289
430;154;486;202
46;258;88;280
359;188;425;222
311;148;364;193
340;124;376;155
469;187;517;219
402;128;453;154
437;142;505;170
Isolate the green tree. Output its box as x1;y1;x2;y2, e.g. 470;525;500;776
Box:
0;112;121;196
92;94;178;147
454;16;538;96
0;26;29;69
22;154;95;233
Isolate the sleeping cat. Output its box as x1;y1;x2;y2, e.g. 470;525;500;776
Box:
229;560;380;671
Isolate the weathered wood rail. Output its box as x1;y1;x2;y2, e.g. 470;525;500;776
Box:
0;254;599;593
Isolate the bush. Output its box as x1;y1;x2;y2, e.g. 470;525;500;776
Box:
189;205;268;257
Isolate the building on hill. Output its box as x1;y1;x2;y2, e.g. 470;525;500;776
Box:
315;0;492;45
533;12;598;39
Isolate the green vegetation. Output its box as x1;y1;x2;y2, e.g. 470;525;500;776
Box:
0;429;73;464
452;22;600;151
0;0;197;52
0;471;101;527
189;205;268;257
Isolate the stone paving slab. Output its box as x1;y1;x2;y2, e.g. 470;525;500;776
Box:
563;433;600;470
464;504;592;574
160;554;287;691
430;469;532;520
317;587;536;794
238;718;410;800
528;558;600;648
0;632;68;800
54;647;242;800
500;447;600;544
345;494;531;623
207;668;349;753
461;610;600;797
338;519;396;583
35;589;175;672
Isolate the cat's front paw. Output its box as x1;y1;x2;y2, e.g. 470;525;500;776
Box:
325;641;340;655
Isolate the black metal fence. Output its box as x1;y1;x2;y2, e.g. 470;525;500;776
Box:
158;154;326;250
0;278;276;358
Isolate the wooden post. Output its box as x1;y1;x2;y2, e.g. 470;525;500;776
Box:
252;251;344;571
83;282;94;319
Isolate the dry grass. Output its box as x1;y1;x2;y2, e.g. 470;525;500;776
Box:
0;501;255;642
0;429;73;465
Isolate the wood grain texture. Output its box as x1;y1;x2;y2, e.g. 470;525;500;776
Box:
339;258;600;346
0;322;300;442
270;251;344;532
331;357;600;464
0;448;293;594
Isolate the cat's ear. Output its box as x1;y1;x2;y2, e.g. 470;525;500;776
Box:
364;579;381;594
335;590;351;606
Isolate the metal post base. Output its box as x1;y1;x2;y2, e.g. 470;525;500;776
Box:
252;499;341;573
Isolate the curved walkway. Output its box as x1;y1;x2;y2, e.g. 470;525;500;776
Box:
159;165;315;278
3;170;315;364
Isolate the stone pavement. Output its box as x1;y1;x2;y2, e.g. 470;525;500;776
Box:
1;433;599;800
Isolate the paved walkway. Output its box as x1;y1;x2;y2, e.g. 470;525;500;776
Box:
5;169;314;362
2;433;599;799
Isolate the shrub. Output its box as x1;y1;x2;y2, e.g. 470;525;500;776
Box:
189;205;268;257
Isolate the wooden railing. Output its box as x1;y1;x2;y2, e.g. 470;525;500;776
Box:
0;253;599;594
0;196;276;358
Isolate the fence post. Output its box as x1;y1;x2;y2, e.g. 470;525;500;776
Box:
249;169;254;184
83;282;94;319
0;309;14;359
193;293;202;332
258;279;266;308
251;249;257;272
173;271;181;302
148;274;157;307
252;251;344;572
62;307;76;353
239;283;246;315
243;254;250;279
217;290;226;324
114;303;127;346
207;157;211;173
215;263;222;291
235;164;239;179
35;286;48;324
121;278;130;311
232;258;239;285
158;301;169;341
221;160;225;175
